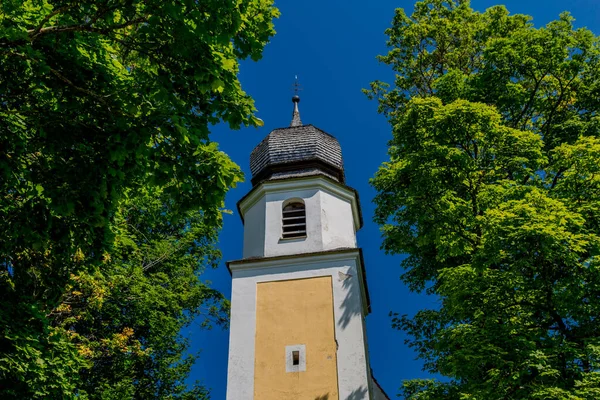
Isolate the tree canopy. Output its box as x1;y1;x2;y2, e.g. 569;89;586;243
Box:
0;0;278;397
50;185;229;399
368;1;600;398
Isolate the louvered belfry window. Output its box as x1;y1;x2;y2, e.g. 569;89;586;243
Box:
282;201;306;239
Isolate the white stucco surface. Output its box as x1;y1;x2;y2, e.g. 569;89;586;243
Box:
242;196;266;257
320;190;357;249
239;176;360;259
264;188;323;257
285;344;306;373
226;250;371;400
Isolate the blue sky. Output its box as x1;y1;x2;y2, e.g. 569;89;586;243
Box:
187;1;600;398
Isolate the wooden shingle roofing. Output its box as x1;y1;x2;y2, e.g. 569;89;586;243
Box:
249;124;345;186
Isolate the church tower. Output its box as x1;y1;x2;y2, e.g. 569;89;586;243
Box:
226;94;388;400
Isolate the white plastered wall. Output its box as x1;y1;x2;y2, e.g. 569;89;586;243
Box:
225;251;371;400
263;188;324;257
242;196;266;257
320;189;357;250
240;177;359;259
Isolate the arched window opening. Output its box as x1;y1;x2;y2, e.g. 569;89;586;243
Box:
282;201;306;239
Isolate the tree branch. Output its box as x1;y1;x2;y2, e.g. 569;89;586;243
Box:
31;5;75;37
0;51;104;105
511;73;544;128
29;17;147;41
550;168;565;190
540;74;578;136
48;67;110;107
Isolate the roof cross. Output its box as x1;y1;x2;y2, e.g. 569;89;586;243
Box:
291;75;303;97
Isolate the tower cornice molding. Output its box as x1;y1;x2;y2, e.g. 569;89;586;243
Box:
229;247;359;271
227;247;371;316
237;175;363;230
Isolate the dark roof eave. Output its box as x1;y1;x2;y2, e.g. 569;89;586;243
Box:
250;158;345;186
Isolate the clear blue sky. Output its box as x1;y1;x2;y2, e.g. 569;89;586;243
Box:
186;1;600;398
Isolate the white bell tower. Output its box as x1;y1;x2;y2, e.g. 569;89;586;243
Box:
226;94;388;400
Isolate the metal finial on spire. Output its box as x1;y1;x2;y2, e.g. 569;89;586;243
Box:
291;75;302;127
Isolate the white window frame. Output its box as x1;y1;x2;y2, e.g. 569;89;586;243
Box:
285;344;306;373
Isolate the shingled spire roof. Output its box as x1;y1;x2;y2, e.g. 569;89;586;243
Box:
290;95;302;127
249;95;345;186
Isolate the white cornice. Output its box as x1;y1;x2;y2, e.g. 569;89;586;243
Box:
228;248;361;272
238;176;362;231
228;248;370;316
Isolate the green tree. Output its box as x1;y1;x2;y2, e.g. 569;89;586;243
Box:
50;184;229;399
0;0;278;397
368;1;600;398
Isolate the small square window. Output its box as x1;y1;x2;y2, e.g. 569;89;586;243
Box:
285;344;306;372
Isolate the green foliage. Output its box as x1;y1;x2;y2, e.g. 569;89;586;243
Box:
50;185;228;399
368;1;600;398
0;0;278;397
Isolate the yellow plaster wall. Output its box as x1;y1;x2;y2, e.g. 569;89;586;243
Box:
254;276;338;400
